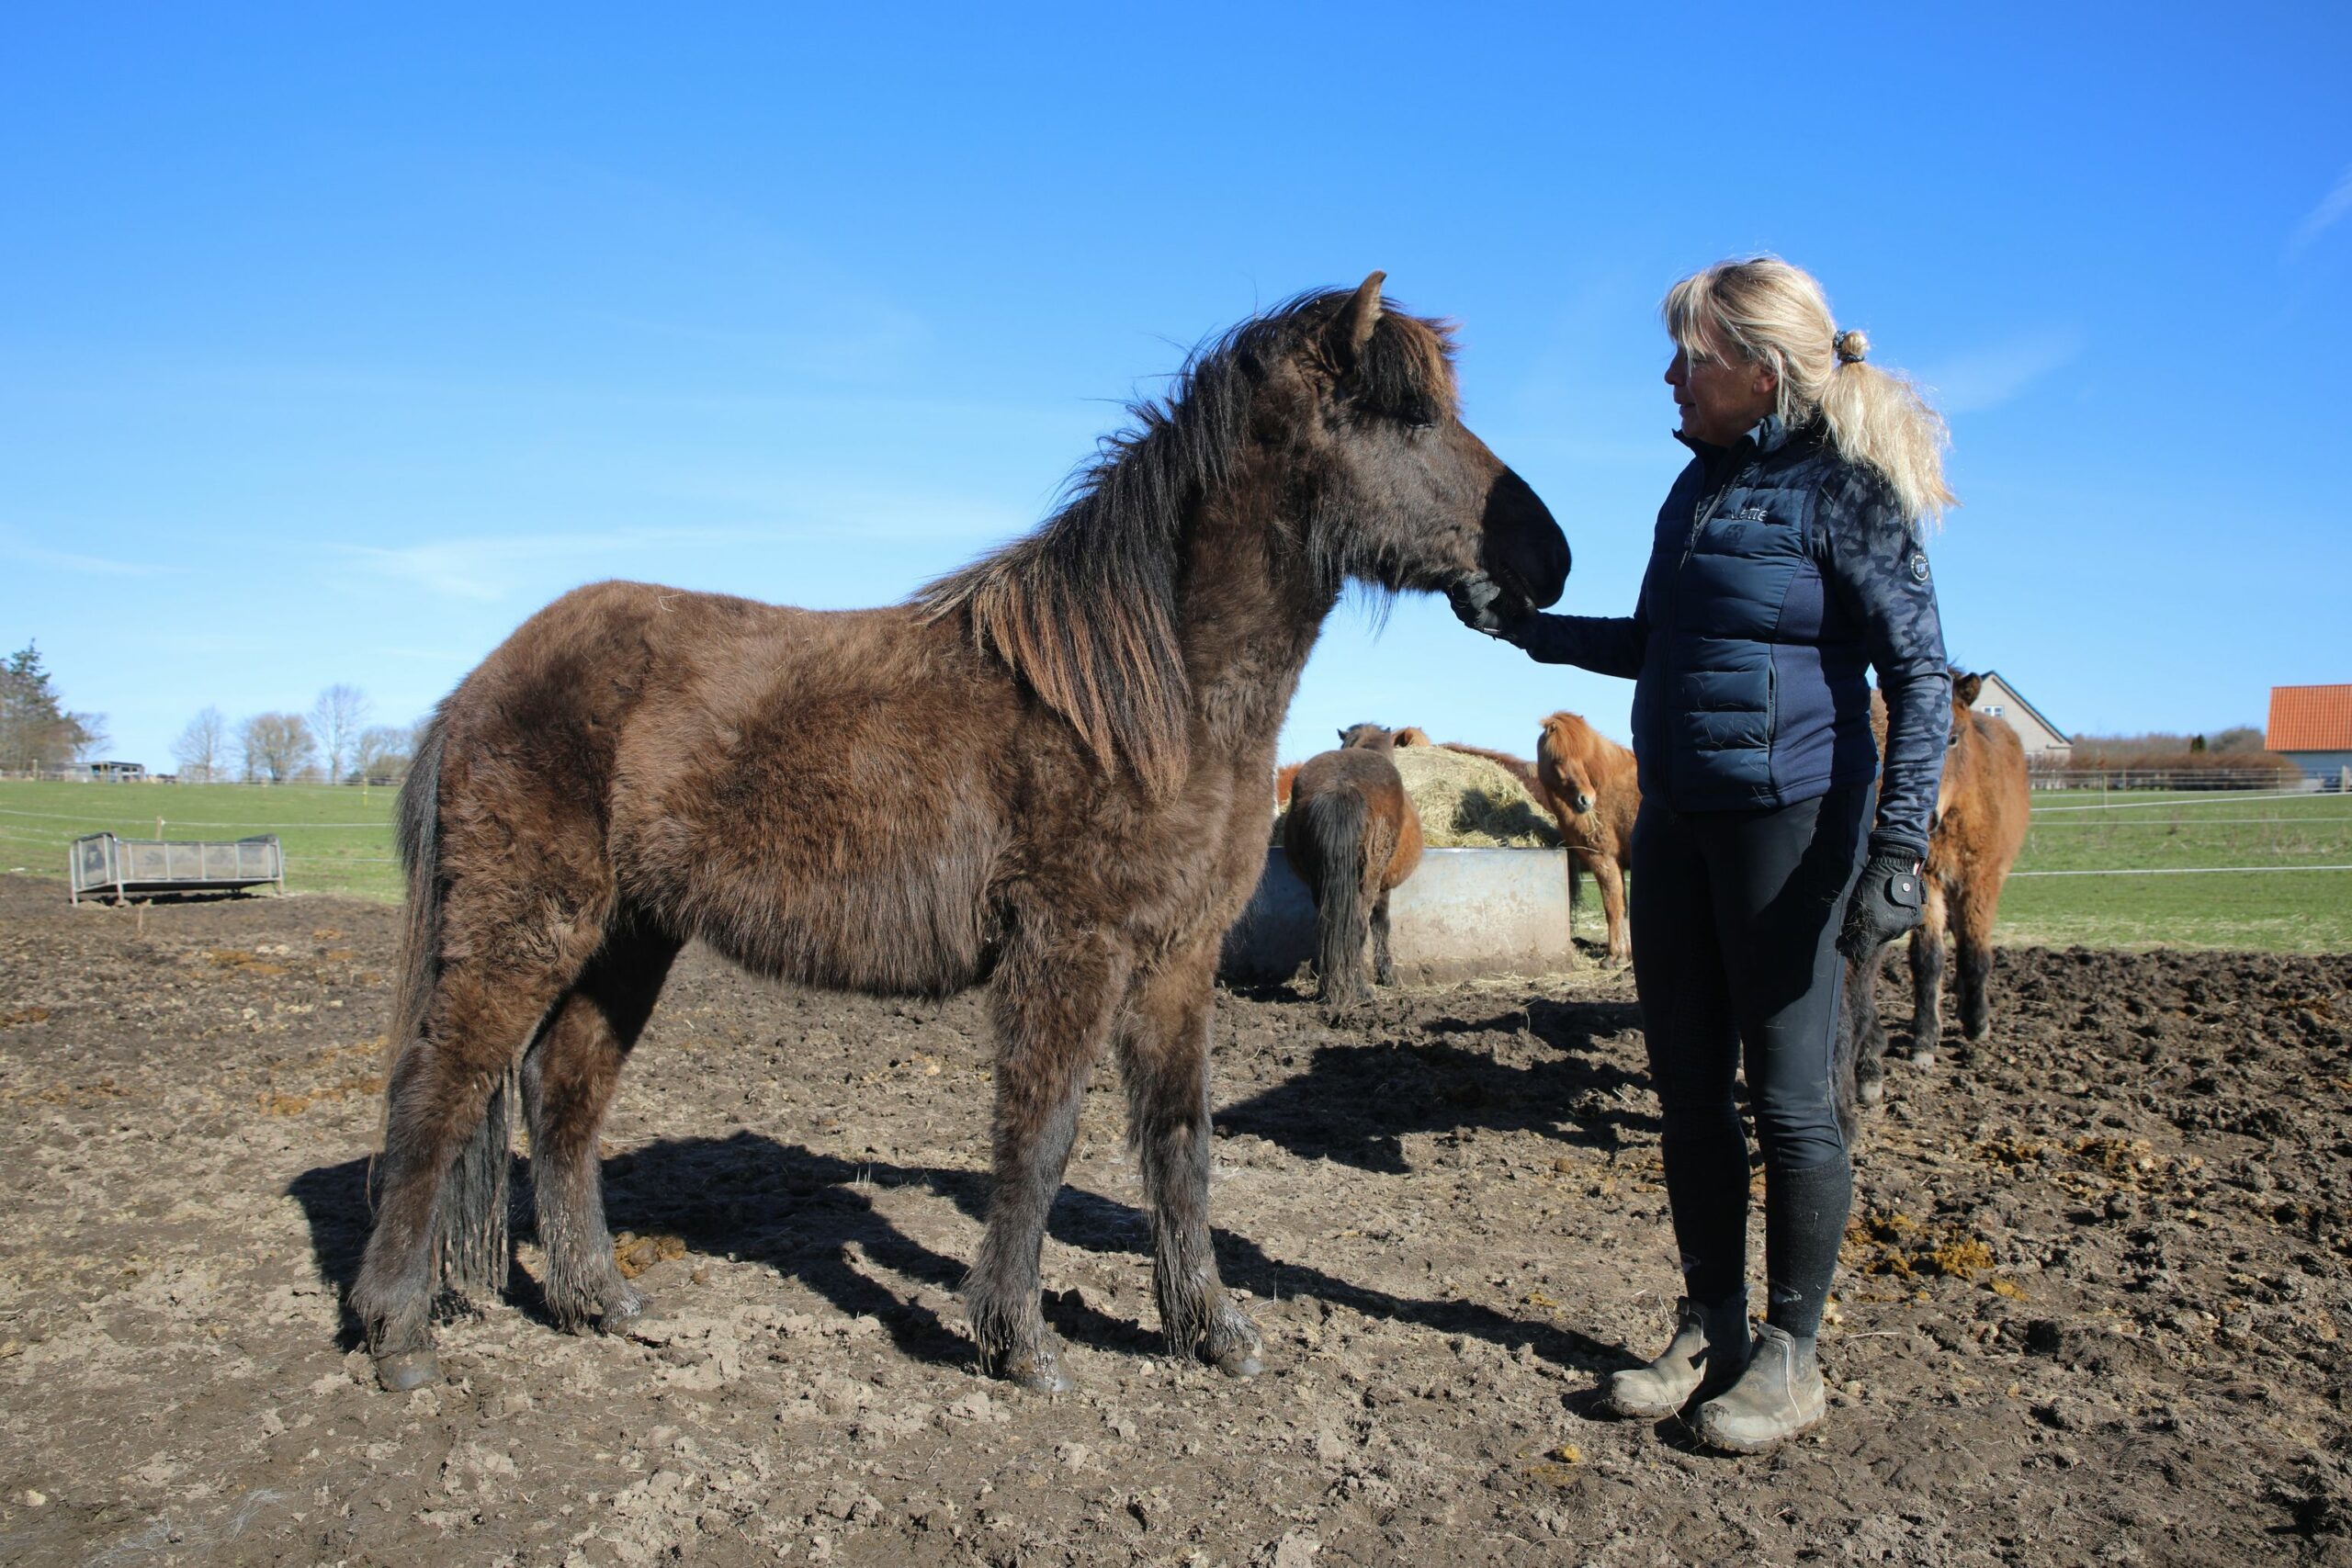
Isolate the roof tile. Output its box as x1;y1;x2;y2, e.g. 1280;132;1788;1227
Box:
2268;684;2352;752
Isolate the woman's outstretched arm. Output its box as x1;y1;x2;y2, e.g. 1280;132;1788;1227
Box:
1452;578;1647;680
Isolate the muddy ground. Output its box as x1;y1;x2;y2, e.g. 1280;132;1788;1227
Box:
0;873;2348;1566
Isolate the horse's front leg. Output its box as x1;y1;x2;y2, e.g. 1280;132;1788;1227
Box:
1115;940;1264;1379
967;931;1130;1393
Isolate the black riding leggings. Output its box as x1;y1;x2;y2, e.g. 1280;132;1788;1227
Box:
1628;783;1868;1338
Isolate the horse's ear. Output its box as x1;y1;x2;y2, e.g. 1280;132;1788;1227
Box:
1954;672;1984;706
1335;728;1348;745
1329;271;1385;371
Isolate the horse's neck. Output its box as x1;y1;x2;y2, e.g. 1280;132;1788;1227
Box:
1172;481;1335;759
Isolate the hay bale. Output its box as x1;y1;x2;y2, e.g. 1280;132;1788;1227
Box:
1396;746;1563;848
1271;745;1562;850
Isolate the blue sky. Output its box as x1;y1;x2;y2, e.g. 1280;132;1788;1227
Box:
4;4;2347;773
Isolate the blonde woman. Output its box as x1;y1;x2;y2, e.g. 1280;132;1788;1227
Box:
1453;257;1952;1452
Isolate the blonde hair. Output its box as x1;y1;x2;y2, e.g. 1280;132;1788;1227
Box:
1662;256;1955;525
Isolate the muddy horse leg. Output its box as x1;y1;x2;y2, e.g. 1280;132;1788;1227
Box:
1370;887;1396;987
1907;883;1950;1066
1595;852;1631;966
523;921;681;1335
1849;948;1892;1109
1953;877;2000;1043
1115;940;1264;1379
353;946;588;1390
967;925;1131;1393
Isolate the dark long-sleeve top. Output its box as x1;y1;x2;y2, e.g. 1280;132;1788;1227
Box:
1506;416;1950;859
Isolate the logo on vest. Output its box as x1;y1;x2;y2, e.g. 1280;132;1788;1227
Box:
1909;552;1930;582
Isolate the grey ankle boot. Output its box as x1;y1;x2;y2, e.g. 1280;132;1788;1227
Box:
1694;1323;1826;1453
1600;1294;1750;1418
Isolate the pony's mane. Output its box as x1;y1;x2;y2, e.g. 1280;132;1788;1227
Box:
916;288;1457;795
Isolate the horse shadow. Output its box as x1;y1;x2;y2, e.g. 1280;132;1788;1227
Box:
286;1126;1634;1380
1215;991;1655;1173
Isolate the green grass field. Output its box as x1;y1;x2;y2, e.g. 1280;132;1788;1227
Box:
6;779;2349;952
1993;786;2352;951
0;779;402;901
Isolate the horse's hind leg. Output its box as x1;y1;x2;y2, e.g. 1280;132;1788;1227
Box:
354;946;589;1389
524;921;680;1334
1952;878;2001;1043
1370;888;1396;987
1907;883;1951;1066
1849;949;1891;1109
967;922;1131;1393
1116;940;1262;1379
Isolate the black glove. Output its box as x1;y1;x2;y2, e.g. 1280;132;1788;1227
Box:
1838;848;1926;959
1448;577;1526;641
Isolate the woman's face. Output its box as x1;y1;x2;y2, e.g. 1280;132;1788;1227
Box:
1665;339;1778;447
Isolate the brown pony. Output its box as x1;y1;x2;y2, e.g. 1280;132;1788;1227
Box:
1534;711;1640;965
349;276;1568;1398
1844;672;2030;1111
1283;724;1424;1010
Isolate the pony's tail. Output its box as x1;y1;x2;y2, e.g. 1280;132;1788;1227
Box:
379;707;514;1299
1300;787;1371;1005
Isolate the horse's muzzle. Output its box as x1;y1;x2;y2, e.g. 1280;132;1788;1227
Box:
1480;467;1569;611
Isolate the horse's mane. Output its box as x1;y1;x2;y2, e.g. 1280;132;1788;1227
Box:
916;288;1457;795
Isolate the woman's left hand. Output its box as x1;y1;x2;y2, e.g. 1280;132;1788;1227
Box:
1448;577;1524;639
1838;849;1926;958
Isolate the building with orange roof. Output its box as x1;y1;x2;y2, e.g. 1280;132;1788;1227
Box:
2266;685;2352;789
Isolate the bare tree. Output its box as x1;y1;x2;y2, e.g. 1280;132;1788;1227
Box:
310;683;373;786
238;712;317;784
173;706;227;782
351;724;414;785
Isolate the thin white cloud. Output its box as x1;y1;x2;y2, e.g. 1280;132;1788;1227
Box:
1916;330;2086;415
2290;164;2352;258
0;528;184;577
339;526;766;602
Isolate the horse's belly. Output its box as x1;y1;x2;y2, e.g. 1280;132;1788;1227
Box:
690;855;998;998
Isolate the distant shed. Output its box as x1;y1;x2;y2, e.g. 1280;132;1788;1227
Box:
2267;684;2352;787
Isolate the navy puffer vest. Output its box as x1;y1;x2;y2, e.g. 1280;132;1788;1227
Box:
1510;413;1950;854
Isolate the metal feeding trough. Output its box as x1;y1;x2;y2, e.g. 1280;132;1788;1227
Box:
69;832;285;906
1218;846;1575;987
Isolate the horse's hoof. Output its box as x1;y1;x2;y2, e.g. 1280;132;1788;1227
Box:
375;1348;440;1392
1210;1342;1265;1379
999;1345;1074;1395
601;1288;658;1336
1909;1048;1937;1070
1856;1076;1884;1109
1204;1305;1265;1379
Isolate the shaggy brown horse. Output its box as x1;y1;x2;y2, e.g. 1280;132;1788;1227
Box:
1283;725;1424;1010
1535;711;1640;965
350;276;1568;1397
1844;672;2030;1111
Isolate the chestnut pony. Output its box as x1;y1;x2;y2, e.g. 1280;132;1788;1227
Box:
351;276;1568;1396
1283;724;1424;1010
1534;711;1640;965
1842;672;2030;1114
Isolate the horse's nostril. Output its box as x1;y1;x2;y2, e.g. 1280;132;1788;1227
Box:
1575;795;1593;814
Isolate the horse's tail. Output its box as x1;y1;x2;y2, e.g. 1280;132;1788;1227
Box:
379;705;514;1297
1299;785;1371;1003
